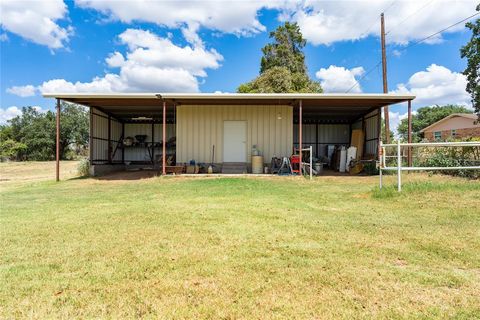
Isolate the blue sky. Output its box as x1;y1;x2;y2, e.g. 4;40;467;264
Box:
0;0;477;130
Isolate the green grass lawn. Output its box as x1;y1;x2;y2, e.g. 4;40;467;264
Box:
1;163;479;319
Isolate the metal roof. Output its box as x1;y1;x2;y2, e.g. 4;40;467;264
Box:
43;92;414;101
42;92;415;123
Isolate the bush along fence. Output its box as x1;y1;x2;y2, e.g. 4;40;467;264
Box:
379;139;480;192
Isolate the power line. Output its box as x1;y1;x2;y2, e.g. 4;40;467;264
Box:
358;0;399;38
383;0;399;15
345;61;382;93
394;11;480;53
345;11;480;93
333;0;400;65
386;0;437;35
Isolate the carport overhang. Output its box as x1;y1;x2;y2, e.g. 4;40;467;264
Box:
43;92;414;124
43;92;415;180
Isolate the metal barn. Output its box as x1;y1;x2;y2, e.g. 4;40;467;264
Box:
43;93;414;178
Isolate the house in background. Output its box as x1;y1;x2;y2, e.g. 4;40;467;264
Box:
420;113;480;141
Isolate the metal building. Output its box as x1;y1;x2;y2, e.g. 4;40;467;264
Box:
42;93;414;178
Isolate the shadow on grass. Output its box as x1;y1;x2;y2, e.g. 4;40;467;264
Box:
371;180;480;199
67;175;90;181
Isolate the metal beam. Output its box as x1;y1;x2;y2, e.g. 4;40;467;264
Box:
107;115;112;164
89;107;93;166
121;122;125;164
377;107;382;158
162;100;166;175
56;99;61;181
151;121;155;164
381;13;391;144
299;100;303;173
407;99;412;166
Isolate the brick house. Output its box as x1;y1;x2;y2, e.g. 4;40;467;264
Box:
420;113;480;141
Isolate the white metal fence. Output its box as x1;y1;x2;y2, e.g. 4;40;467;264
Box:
379;141;480;191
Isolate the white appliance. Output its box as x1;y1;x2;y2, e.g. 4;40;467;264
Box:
339;146;347;172
346;146;357;172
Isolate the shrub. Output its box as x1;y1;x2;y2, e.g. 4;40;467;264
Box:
77;158;90;177
416;138;479;179
363;161;379;175
0;139;27;161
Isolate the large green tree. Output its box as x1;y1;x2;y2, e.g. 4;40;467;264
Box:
460;4;480;117
5;102;88;161
238;22;322;93
397;105;473;142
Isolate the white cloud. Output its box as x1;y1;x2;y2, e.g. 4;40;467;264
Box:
0;106;22;124
293;0;478;45
105;51;125;68
75;1;477;46
0;106;48;124
36;28;223;93
39;75;127;93
0;0;72;49
6;85;37;97
74;0;282;36
392;64;471;107
315;65;365;93
32;106;47;113
1;0;475;50
388;110;417;136
392;49;402;57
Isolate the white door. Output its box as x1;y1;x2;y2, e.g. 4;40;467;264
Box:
223;121;247;162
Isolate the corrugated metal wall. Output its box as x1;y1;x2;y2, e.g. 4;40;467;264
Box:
364;109;380;156
91;106;176;163
91;107;122;163
293;124;350;157
176;105;293;163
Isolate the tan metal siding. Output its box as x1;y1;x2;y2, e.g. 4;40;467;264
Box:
176;105;293;163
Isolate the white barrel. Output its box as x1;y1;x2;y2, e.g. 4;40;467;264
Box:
251;155;264;174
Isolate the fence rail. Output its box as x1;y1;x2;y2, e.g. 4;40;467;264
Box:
379;140;480;192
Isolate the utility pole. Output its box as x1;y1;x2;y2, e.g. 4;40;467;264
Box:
381;13;390;144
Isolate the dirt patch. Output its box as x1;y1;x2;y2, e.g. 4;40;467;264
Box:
96;169;160;181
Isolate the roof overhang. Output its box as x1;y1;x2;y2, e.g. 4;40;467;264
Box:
43;92;415;123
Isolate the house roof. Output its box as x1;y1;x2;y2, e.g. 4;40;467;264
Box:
42;92;415;123
419;113;478;133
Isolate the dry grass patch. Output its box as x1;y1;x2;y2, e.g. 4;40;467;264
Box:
1;163;479;319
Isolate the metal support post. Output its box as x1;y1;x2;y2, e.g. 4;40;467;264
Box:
309;145;313;180
397;139;402;192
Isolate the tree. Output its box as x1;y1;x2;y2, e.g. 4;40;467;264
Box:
238;66;322;93
0;125;27;160
260;22;306;74
460;4;480;118
59;102;89;157
397;105;473;141
6;102;88;161
9;107;55;160
238;22;322;93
